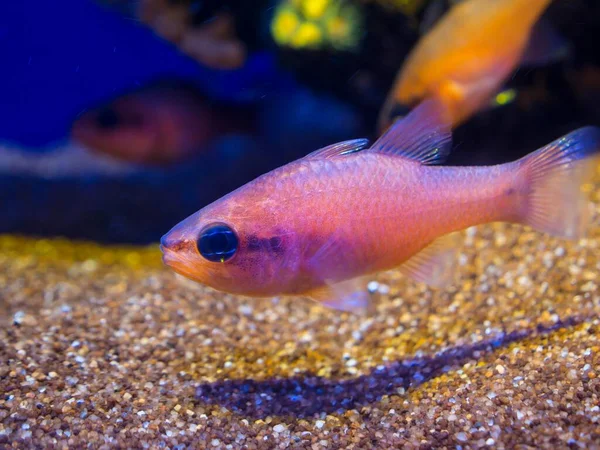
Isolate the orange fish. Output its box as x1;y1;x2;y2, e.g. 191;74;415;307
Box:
378;0;561;132
72;83;253;166
161;100;600;312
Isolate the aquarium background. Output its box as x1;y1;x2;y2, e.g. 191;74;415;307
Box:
0;0;598;244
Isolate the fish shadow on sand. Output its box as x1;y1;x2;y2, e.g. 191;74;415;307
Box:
195;316;588;419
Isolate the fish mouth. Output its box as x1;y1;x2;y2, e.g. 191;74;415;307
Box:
160;249;198;281
160;245;178;270
159;238;206;284
160;231;183;256
160;232;181;267
160;242;184;270
160;228;190;271
160;244;174;265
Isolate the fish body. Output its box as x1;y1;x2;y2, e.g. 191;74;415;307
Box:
161;100;600;311
72;82;252;165
379;0;554;131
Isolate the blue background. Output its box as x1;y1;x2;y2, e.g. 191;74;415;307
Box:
0;0;288;148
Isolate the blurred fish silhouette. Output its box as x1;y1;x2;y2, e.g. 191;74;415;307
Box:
72;81;255;166
379;0;569;132
161;100;600;312
136;0;247;69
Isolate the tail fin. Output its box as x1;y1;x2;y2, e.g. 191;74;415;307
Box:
518;126;600;240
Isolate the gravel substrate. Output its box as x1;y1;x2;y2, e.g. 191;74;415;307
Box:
1;171;600;449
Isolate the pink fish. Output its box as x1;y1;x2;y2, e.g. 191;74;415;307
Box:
160;100;600;312
72;83;254;166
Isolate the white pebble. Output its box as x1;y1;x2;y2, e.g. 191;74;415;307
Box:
367;281;379;293
238;304;253;316
81;259;98;272
273;424;286;433
377;284;390;295
466;226;477;237
12;311;25;324
456;432;468;442
315;420;325;429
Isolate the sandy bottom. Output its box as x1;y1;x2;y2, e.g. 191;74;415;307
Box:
1;174;599;449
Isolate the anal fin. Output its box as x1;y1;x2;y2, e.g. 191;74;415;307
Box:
399;232;462;288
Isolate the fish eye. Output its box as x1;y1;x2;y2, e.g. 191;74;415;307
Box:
96;107;120;129
197;224;239;263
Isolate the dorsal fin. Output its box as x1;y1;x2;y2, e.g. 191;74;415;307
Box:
303;138;370;160
369;99;453;165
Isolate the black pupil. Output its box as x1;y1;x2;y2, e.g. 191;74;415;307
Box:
198;224;238;262
96;107;120;129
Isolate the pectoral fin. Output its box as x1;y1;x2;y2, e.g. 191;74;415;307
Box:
437;79;466;107
437;75;508;124
305;236;373;314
